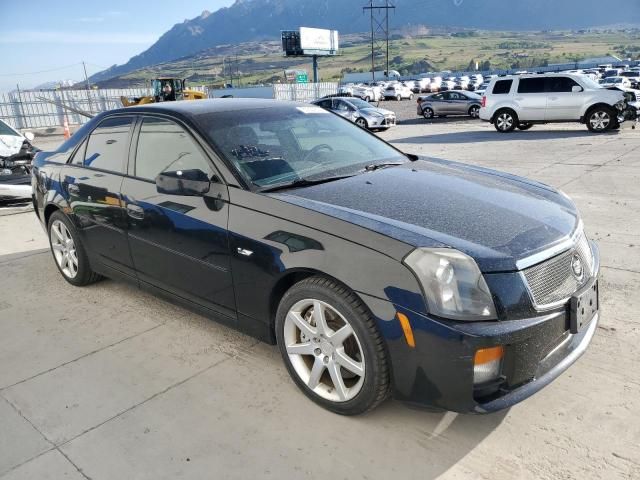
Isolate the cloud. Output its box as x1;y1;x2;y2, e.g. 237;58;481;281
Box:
0;31;157;45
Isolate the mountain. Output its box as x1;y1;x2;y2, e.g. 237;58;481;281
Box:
90;0;640;83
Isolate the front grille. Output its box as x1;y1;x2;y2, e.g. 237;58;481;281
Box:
522;232;594;309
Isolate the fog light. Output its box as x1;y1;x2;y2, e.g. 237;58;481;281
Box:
473;346;504;384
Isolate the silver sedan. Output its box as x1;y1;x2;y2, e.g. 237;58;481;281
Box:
417;91;482;119
312;97;396;130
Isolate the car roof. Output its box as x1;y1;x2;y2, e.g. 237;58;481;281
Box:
110;98;306;119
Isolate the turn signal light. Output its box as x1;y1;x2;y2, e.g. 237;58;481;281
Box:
396;312;415;348
473;346;504;384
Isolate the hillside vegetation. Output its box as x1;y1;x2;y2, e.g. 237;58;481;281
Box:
95;29;639;88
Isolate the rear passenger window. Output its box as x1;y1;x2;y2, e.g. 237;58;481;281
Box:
135;117;213;181
546;77;580;93
492;80;512;94
84;116;134;173
517;78;545;94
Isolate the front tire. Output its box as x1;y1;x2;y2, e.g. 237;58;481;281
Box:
275;276;390;415
47;210;101;286
586;106;615;133
422;107;435;119
355;117;368;129
494;109;518;133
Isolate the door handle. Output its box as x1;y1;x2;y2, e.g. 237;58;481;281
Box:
126;203;144;220
67;183;79;195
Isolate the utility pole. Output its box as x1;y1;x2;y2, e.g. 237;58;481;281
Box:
363;0;395;82
82;61;93;114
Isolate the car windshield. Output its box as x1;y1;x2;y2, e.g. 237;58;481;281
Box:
197;105;406;189
347;98;374;109
0;121;20;137
581;77;602;89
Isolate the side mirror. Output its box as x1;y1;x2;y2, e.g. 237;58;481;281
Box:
156;169;211;196
572;85;584;93
24;131;35;142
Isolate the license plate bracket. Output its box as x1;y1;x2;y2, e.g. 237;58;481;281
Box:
569;281;598;334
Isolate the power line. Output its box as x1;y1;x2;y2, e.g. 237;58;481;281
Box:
363;1;396;82
0;62;84;77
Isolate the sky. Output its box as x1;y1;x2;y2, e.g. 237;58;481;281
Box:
0;0;234;91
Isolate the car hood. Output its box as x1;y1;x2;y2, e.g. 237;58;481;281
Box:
270;158;579;272
0;134;24;157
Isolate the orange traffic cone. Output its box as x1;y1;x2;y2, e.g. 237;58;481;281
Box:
63;118;70;139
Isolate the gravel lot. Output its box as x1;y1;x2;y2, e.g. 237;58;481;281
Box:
0;117;639;480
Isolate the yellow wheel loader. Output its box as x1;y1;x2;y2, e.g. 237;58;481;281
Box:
120;78;207;107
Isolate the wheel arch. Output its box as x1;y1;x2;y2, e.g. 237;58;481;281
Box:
268;268;375;342
491;106;518;124
44;203;61;227
581;102;616;123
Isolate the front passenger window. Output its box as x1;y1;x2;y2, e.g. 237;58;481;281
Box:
135;117;213;182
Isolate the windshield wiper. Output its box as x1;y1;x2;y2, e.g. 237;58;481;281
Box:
361;162;406;172
259;174;355;193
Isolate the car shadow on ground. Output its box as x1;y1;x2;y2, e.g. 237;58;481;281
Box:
398;117;477;126
359;399;509;477
392;128;619;144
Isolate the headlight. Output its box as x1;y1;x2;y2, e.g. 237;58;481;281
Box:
403;248;497;321
366;112;384;118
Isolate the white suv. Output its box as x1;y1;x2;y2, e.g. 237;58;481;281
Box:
479;73;627;133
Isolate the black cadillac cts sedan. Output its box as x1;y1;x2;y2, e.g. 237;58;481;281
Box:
32;99;599;415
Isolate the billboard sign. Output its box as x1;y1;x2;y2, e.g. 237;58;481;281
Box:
300;27;339;53
282;27;339;57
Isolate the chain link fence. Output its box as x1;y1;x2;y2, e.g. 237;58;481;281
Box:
1;83;339;129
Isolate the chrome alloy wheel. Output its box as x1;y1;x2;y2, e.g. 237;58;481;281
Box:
496;112;514;131
283;299;365;402
589;111;611;131
50;220;78;278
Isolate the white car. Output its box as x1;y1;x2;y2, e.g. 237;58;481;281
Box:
0;120;36;200
599;76;632;89
383;83;413;100
0;120;34;159
479;73;627;133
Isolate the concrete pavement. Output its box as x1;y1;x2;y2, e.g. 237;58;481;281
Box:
1;121;638;479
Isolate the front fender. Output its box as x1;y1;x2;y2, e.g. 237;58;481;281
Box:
227;189;428;333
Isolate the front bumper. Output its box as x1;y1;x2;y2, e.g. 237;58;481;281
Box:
0;175;32;200
363;242;600;413
366;115;396;128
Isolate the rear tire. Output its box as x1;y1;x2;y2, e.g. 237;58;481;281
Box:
47;210;101;286
494;109;518;133
468;105;480;118
275;276;390;415
586;106;615;133
396;95;401;101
